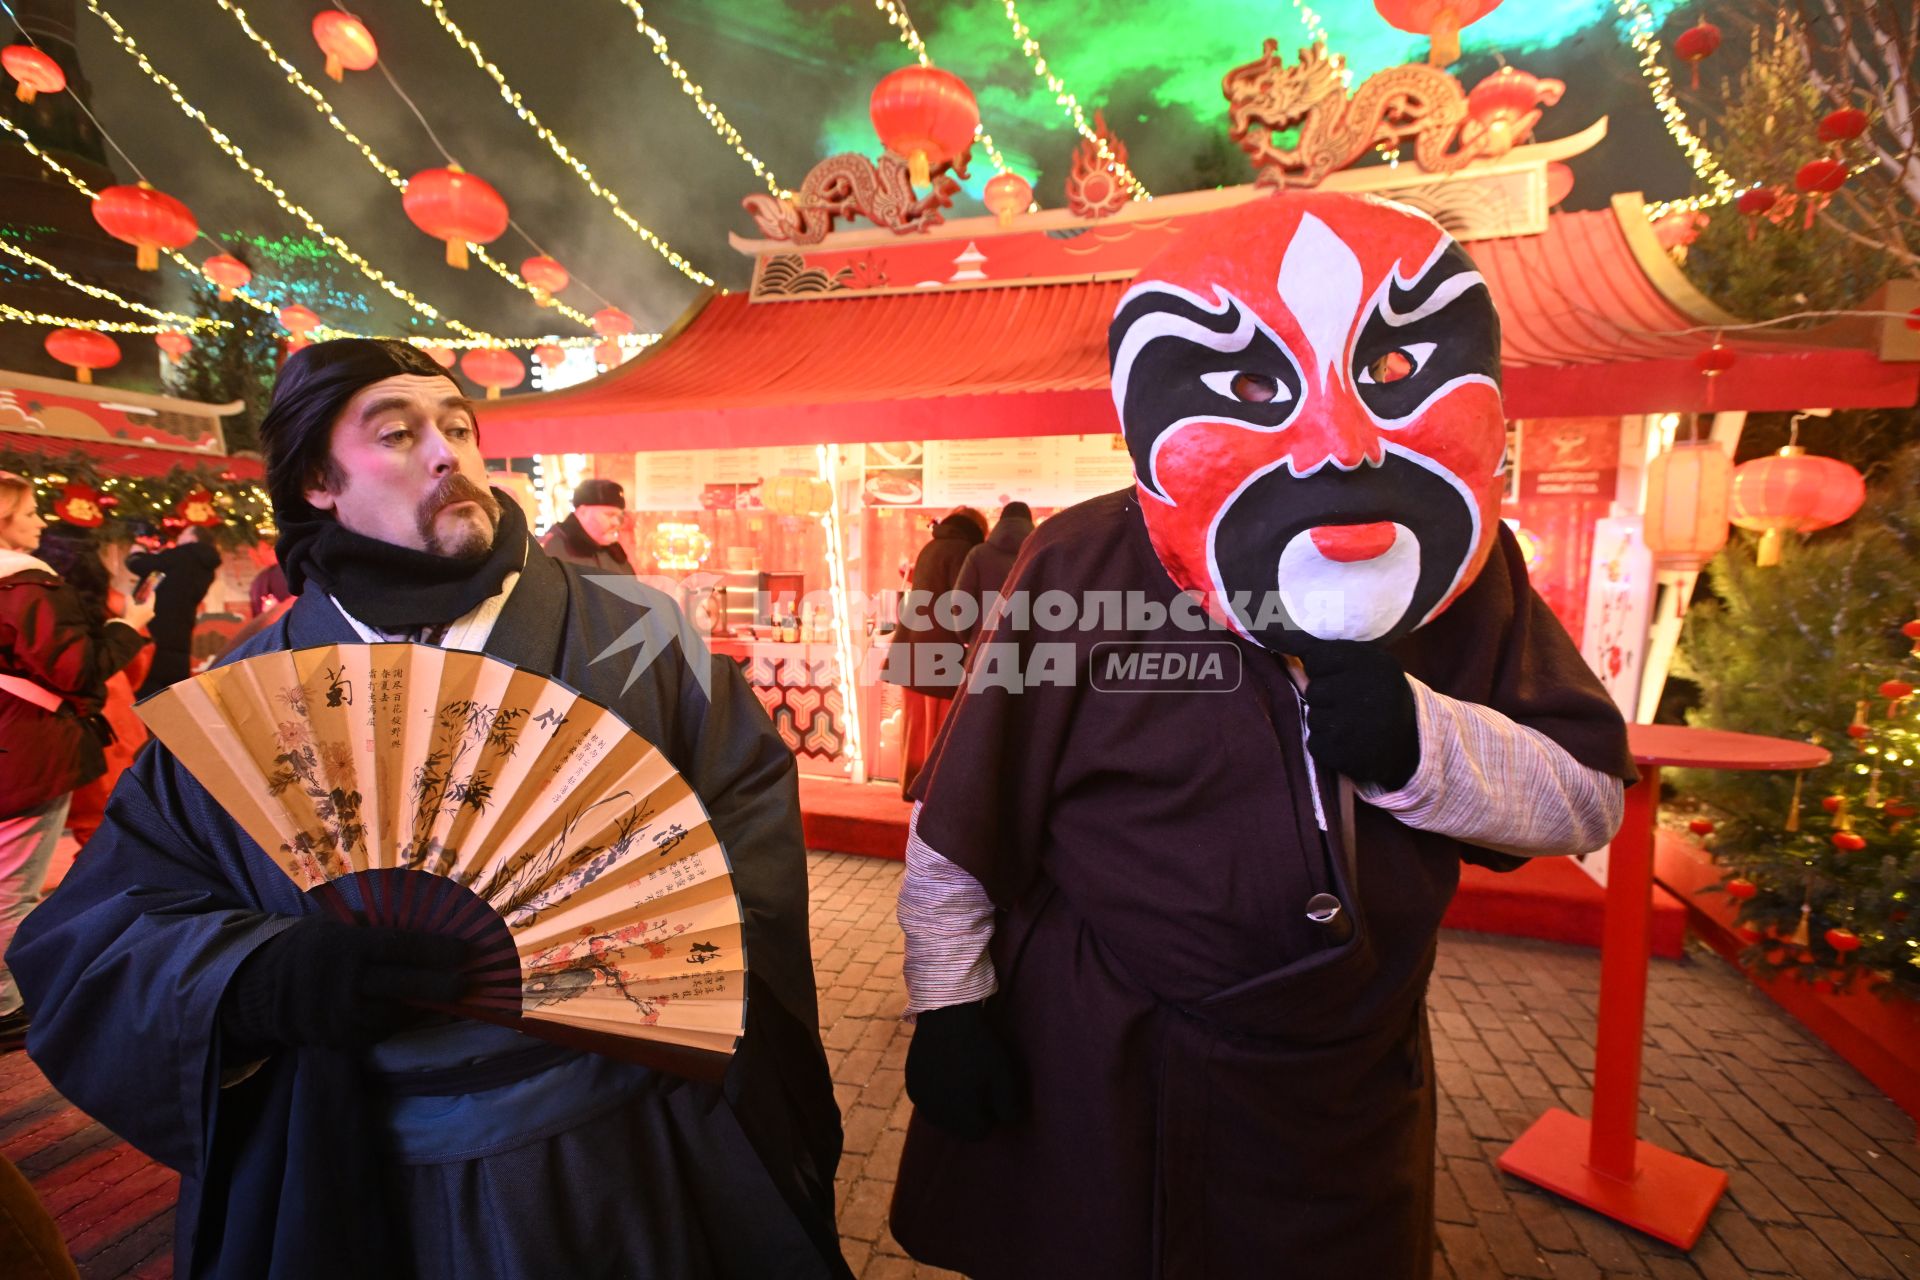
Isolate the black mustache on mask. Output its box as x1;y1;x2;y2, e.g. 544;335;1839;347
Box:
1210;450;1476;649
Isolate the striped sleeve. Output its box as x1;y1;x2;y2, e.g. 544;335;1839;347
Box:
896;802;999;1016
1357;675;1625;857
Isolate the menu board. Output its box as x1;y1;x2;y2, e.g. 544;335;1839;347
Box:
628;446;829;511
630;451;705;510
919;435;1135;509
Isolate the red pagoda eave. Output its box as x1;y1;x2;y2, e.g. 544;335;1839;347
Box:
478;192;1917;457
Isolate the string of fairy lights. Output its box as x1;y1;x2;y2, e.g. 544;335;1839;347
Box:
208;0;602;335
84;0;500;343
999;0;1152;201
1616;0;1741;219
410;0;716;287
0;237;221;331
872;0;1029;203
607;0;789;200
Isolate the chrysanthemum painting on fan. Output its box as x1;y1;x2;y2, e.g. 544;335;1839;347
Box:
136;643;746;1076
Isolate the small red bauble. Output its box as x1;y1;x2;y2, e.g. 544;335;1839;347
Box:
1832;831;1867;852
1824;927;1861;952
1725;878;1758;901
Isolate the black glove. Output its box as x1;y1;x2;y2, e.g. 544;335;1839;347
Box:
220;916;471;1052
1297;640;1421;790
904;1000;1021;1140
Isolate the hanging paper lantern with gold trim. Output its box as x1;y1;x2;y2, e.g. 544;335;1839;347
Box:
593;340;624;370
403;165;509;270
460;347;524;399
870;66;980;187
1642;439;1731;570
533;343;566;371
202;253;252;300
45;328;120;383
310;10;378;82
591;308;635;338
279;305;320;351
1730;446;1864;566
1672;17;1721;89
155;330;192;359
3;45;65;103
520;255;568;305
760;475;833;520
984;172;1034;227
1373;0;1503;66
92;182;198;271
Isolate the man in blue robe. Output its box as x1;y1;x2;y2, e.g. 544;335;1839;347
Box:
9;339;848;1280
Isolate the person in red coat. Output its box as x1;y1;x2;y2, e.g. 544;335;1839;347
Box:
0;474;151;1048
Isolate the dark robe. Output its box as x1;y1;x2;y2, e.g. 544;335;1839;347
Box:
10;541;847;1280
890;489;1631;1280
129;541;222;698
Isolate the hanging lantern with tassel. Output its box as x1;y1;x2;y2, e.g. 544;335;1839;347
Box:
1730;445;1865;566
310;10;378;82
1672;16;1722;89
1373;0;1503;66
202;253;252;300
154;330;192;359
869;65;980;188
1641;436;1730;570
3;45;65;103
92;181;198;271
520;255;569;305
983;172;1034;227
403;165;509;270
44;328;120;383
460;347;524;399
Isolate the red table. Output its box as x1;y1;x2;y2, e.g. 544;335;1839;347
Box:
1497;723;1830;1248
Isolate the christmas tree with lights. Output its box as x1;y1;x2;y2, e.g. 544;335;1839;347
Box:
1675;445;1920;999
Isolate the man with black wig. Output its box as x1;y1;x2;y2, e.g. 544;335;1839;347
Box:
10;339;849;1279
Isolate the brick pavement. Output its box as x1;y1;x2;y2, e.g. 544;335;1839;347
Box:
6;850;1918;1278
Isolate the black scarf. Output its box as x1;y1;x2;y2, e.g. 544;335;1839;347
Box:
277;491;526;630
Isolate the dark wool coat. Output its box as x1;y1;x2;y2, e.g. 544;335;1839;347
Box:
891;490;1632;1280
881;515;984;698
539;512;635;576
11;542;847;1280
954;514;1036;647
129;540;223;697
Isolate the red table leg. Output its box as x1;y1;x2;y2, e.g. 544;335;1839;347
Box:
1497;766;1729;1249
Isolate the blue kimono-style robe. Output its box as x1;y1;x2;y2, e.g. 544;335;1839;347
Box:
9;543;848;1279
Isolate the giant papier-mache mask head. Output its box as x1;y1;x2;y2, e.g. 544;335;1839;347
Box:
1110;192;1507;648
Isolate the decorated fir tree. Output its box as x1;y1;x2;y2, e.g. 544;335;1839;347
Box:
1675;444;1920;999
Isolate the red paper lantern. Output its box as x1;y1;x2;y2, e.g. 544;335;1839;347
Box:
44;328;119;383
460;347;523;399
1795;157;1847;195
984;172;1034;226
1545;162;1574;208
1735;187;1778;217
870;66;980;187
1374;0;1502;66
591;307;635;338
1724;877;1757;901
1832;831;1867;852
3;45;64;103
1652;209;1708;250
202;253;252;300
1730;446;1865;566
1673;17;1721;89
1818;107;1868;144
310;10;377;82
278;305;320;350
1465;66;1562;152
92;181;198;271
594;340;623;370
403;165;509;270
1694;342;1736;376
533;342;566;370
424;344;457;370
155;330;192;359
1879;680;1914;715
1824;927;1861;953
520;255;569;304
1687;818;1715;836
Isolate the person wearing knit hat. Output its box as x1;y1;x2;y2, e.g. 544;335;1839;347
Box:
540;477;634;575
10;338;848;1279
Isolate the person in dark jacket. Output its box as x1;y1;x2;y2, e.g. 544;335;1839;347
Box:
882;508;986;798
129;523;223;697
953;502;1035;648
540;477;635;574
0;472;151;1050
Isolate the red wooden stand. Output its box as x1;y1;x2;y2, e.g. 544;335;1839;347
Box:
1497;724;1829;1249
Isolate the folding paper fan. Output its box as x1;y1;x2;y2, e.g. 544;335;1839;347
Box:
136;642;746;1080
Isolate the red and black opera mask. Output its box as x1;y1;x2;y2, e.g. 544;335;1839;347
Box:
1110;192;1506;648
